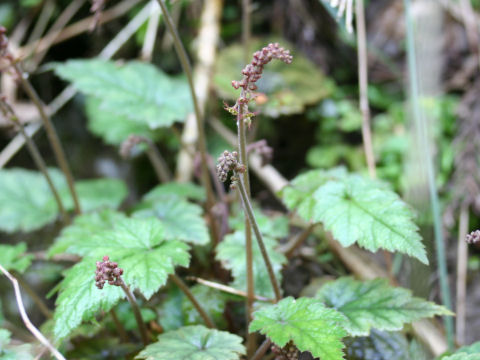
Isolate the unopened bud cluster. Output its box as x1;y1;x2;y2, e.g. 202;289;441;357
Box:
216;150;245;183
466;230;480;244
231;43;292;94
95;255;123;289
271;341;298;360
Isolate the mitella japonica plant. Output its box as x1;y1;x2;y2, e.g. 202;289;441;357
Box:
0;2;468;359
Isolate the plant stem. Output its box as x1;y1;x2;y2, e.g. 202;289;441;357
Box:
279;223;315;258
155;0;216;211
169;274;216;328
237;91;255;350
144;139;172;183
11;271;52;319
0;104;69;223
355;0;376;179
456;203;469;345
404;0;454;349
235;173;282;302
110;309;129;343
187;276;274;303
251;338;271;360
118;278;149;346
14;64;81;214
0;264;66;360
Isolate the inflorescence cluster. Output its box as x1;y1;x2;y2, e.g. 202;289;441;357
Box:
466;230;480;244
95;255;124;289
232;42;292;94
216;150;245;185
225;43;293;119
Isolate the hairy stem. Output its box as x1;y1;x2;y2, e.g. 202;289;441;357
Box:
155;0;216;211
237;92;255;346
235;173;282;302
169;274;216;328
355;0;376;179
456;203;469;344
14;64;81;214
118;279;149;346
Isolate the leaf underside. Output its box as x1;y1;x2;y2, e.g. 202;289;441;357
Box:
316;277;452;336
135;325;245;360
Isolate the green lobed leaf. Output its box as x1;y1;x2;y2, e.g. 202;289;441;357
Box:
133;195;209;245
60;178;128;212
0;168;63;232
135;325;245;360
53;259;125;339
0;243;33;273
442;355;480;360
48;209;127;257
313;174;427;263
281;167;347;221
53;217;190;338
0;168;127;233
55;59;192;129
439;342;480;360
316;277;453;336
283;169;428;264
216;230;286;298
249;297;347;360
86;97;160;145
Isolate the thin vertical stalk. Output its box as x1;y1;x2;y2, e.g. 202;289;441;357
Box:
235;173;282;302
144;139;172;183
118;279;149;346
237;91;255;356
355;0;376;179
0;103;68;222
155;0;215;211
14;64;81;214
169;274;216;329
456;203;469;345
110;309;128;343
404;0;454;349
251;338;271;360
